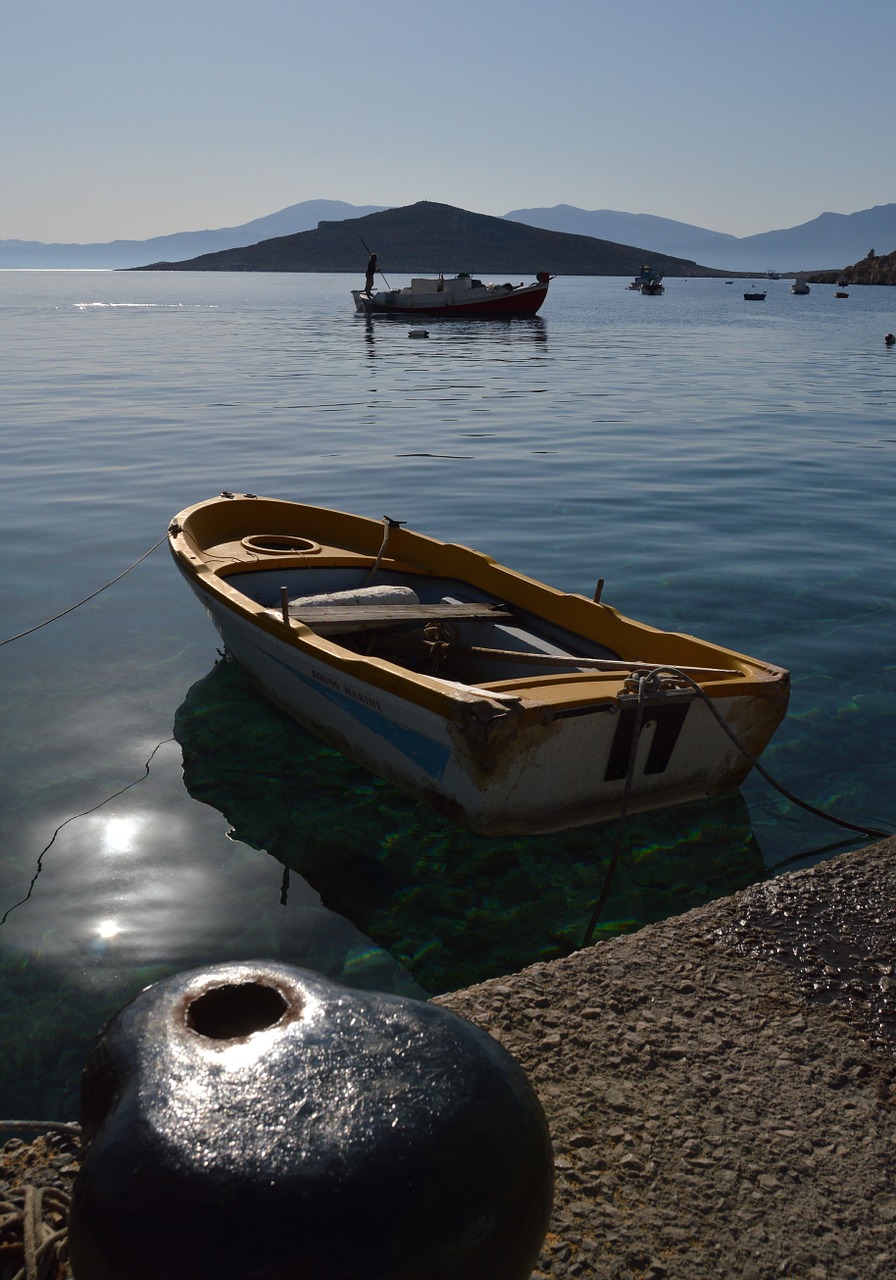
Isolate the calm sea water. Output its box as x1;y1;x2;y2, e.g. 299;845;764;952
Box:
2;270;895;1117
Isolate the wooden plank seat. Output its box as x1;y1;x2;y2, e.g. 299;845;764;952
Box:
284;601;513;636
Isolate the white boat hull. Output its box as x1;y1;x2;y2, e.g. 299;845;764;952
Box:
184;580;779;836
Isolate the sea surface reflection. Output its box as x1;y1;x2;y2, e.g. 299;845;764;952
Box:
2;270;895;1118
174;655;769;995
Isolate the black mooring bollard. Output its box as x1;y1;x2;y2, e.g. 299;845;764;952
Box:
68;961;553;1280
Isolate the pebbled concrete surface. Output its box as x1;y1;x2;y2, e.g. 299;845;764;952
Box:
437;838;896;1280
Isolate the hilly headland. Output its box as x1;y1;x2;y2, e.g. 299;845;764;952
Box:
808;247;896;287
130;201;734;278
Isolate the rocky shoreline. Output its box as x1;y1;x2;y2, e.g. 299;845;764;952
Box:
4;839;895;1279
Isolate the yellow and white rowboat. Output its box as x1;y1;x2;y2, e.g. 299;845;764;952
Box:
168;493;790;836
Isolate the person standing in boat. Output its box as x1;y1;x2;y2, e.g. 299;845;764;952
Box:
365;253;378;296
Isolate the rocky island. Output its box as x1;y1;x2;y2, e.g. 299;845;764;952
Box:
131;200;735;278
809;247;896;286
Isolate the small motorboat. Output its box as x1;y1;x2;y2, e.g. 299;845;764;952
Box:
744;291;767;300
834;291;849;299
790;279;811;294
169;494;790;836
352;272;550;318
636;265;665;295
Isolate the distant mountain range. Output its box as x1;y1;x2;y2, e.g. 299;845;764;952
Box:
0;201;386;271
505;204;896;273
2;199;894;273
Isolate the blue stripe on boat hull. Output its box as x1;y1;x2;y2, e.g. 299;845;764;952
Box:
242;633;454;781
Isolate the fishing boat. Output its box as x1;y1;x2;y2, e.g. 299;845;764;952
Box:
168;493;790;836
790;279;811;294
635;265;665;295
351;272;550;318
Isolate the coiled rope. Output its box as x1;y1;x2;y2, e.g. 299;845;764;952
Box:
582;666;893;946
0;1184;71;1280
0;1122;80;1280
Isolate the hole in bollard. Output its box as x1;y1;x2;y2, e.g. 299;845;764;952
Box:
187;982;290;1040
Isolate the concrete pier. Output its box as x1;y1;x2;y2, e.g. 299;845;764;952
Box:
437;838;896;1280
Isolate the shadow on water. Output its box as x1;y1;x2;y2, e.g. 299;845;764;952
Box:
174;655;769;995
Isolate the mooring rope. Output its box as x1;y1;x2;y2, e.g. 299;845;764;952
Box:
0;737;176;929
0;1123;80;1138
0;534;168;647
581;666;893;946
1;1184;71;1280
655;666;891;840
362;517;405;587
582;675;648;946
1;1123;80;1280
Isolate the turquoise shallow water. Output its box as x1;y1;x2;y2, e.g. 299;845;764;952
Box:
1;270;895;1116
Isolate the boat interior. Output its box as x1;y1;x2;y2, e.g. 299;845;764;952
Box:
181;505;753;700
236;563;629;691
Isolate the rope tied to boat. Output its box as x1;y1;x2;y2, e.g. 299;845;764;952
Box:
0;738;176;929
582;670;653;947
420;619;459;671
362;517;406;587
0;534;168;647
653;666;891;840
581;666;892;948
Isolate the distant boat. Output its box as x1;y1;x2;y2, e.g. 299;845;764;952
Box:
766;271;781;280
635;265;665;295
834;291;849;299
352;272;551;318
744;291;767;301
790;279;811;295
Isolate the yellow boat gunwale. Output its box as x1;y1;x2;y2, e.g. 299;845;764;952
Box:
168;494;789;722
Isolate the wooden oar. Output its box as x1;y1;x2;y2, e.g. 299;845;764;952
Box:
460;644;742;676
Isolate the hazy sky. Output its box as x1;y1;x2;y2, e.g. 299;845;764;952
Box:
5;0;894;244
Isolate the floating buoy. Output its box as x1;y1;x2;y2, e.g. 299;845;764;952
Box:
886;333;896;346
408;328;429;339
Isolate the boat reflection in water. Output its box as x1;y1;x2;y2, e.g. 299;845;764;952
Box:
174;656;768;995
